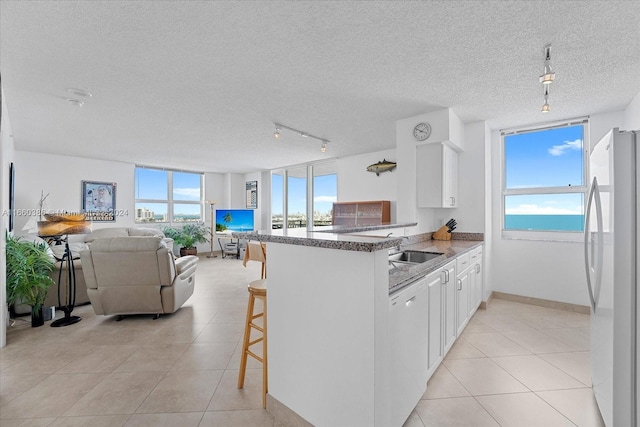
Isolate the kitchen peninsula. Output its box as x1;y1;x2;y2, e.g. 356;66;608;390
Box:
233;225;483;427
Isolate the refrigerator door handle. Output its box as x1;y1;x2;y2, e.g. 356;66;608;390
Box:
584;177;597;311
592;177;604;310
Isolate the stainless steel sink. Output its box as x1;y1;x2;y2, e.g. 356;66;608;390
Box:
388;250;443;264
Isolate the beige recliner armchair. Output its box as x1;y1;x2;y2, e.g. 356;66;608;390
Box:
80;236;198;318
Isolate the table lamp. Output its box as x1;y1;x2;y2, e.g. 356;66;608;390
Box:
38;213;92;327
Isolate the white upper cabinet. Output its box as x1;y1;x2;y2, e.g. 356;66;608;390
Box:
416;142;458;208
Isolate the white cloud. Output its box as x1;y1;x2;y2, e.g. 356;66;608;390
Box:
548;139;582;156
506;203;582;215
314;195;337;203
173;188;201;198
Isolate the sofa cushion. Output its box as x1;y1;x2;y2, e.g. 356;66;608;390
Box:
128;227;165;237
85;227;129;242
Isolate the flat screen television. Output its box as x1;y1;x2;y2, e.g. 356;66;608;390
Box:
215;209;254;232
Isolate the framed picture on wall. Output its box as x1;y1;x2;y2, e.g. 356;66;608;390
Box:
246;180;257;209
82;181;117;221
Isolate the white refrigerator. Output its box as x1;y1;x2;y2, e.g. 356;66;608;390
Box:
585;128;638;427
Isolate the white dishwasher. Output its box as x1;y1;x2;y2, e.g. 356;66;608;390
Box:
389;275;429;427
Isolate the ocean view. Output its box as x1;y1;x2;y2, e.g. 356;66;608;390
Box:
505;214;584;232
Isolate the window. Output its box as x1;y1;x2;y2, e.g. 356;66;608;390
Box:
287;166;307;228
312;163;337;227
502;120;588;240
271;161;337;229
135;166;203;223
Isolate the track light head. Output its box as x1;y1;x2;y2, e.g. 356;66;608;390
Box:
541;102;550;113
539;44;555;84
541;86;550;113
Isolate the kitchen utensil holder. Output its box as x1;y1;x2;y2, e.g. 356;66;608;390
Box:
433;225;452;241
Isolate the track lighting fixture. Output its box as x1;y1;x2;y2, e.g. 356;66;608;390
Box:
538;44;556;113
539;45;555;85
272;122;330;152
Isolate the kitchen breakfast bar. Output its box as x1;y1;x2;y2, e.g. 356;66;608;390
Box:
233;225;483;427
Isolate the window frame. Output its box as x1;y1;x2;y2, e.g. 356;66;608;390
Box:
501;118;589;242
134;166;204;224
271;160;337;230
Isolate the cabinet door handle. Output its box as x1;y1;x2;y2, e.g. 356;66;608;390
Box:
476;265;481;273
445;270;450;283
450;196;456;206
441;271;446;284
457;279;462;290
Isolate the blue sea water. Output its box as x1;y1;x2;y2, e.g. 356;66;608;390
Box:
505;215;584;232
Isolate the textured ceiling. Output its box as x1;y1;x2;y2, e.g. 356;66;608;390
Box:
1;1;639;173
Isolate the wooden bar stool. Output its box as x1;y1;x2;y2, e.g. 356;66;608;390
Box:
237;279;268;408
242;241;267;279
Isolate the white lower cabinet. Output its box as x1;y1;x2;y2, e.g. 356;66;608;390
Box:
474;248;483;310
389;276;429;427
392;244;483;424
456;270;470;336
467;247;483;318
456;253;471;336
442;260;457;356
426;259;457;380
426;269;443;379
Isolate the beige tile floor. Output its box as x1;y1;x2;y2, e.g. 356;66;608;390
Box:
1;255;604;426
412;299;605;427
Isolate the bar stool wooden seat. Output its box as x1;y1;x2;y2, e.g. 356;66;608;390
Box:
237;278;268;408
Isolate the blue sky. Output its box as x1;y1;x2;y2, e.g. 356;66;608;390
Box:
135;169;201;216
504;125;585;215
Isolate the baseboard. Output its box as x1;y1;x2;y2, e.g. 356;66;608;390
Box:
479;292;493;310
492;291;590;314
266;394;313;427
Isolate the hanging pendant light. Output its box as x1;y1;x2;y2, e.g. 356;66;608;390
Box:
539;44;555;85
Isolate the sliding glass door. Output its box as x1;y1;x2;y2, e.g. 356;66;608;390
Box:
271;161;336;230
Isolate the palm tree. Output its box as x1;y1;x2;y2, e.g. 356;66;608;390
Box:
223;212;233;225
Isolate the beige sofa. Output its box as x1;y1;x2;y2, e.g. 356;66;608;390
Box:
80;236;197;317
44;227;174;308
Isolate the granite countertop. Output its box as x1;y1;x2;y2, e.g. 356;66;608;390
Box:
232;222;418;252
232;225;483;294
388;239;483;294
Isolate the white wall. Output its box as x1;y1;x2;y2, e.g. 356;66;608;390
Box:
454;121;486;233
490;110;625;306
623;91;640;130
396;109;487;235
14;151;136;232
1;89;16;348
12;150;236;254
337;149;398;222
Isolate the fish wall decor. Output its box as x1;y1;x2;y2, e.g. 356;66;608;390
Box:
366;159;397;176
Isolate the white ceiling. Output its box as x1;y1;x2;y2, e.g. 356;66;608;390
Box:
1;1;639;174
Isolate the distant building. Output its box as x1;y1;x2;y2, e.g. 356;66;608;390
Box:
135;207;154;222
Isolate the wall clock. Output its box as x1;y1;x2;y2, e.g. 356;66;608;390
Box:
413;122;431;141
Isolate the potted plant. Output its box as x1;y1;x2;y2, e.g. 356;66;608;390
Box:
5;233;55;327
163;223;210;256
